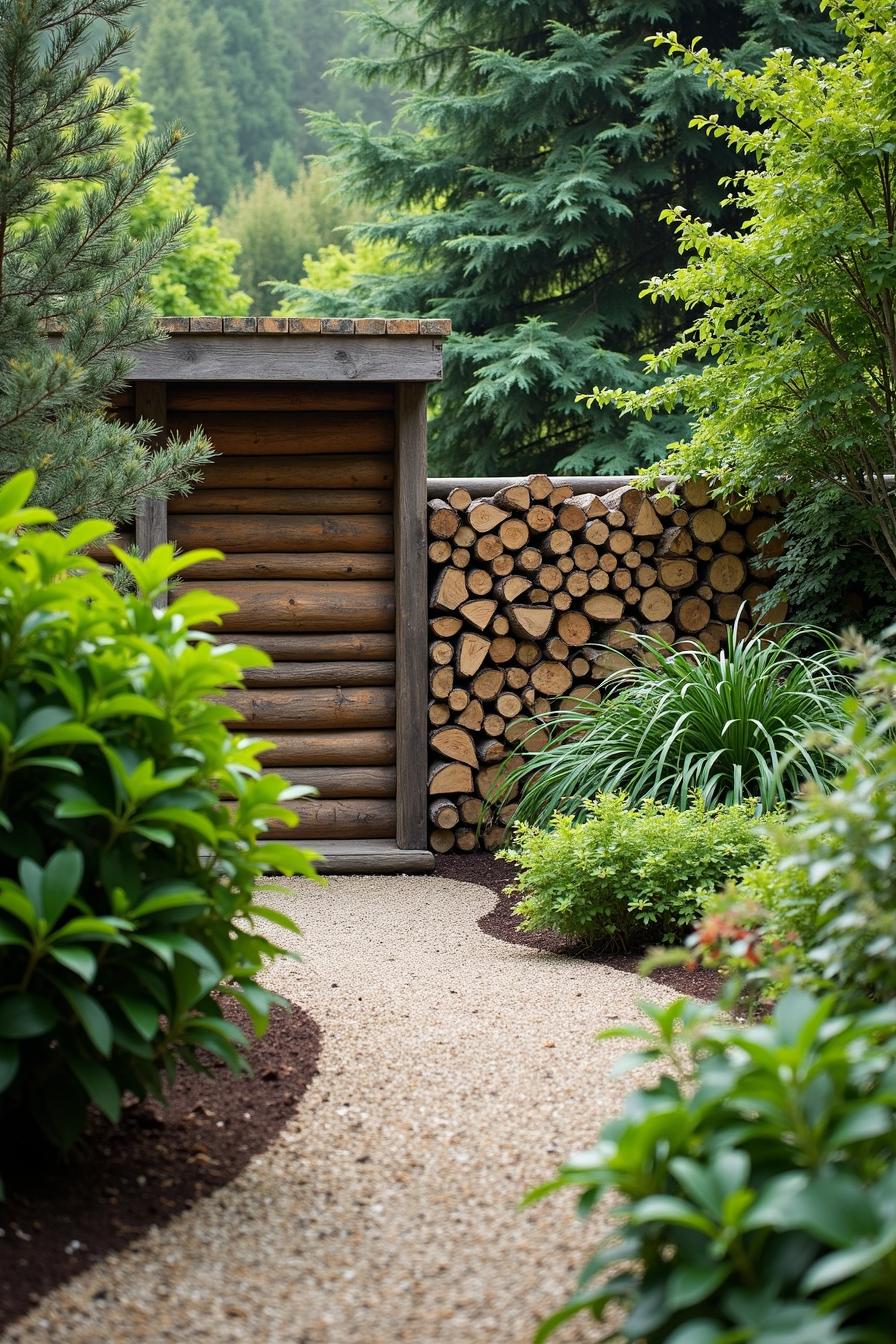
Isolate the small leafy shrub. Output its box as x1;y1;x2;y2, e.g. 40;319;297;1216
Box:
682;633;896;1009
495;621;848;826
0;472;318;1157
528;990;896;1343
500;793;768;949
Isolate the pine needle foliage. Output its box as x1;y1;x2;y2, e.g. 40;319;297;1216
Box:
495;621;850;823
0;0;212;527
275;0;840;475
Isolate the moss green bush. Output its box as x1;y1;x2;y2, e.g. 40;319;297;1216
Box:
0;472;318;1162
500;793;769;949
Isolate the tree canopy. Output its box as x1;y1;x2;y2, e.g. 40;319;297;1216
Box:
277;0;840;476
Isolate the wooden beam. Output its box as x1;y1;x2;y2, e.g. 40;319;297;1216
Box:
133;382;168;610
395;382;429;852
427;475;676;498
127;335;444;383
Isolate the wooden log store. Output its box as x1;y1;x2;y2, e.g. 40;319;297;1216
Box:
121;316;450;874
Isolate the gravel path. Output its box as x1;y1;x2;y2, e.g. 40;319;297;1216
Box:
4;875;676;1344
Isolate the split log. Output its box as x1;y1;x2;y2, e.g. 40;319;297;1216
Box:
429;761;474;794
543;528;573;557
456;633;491;677
430;725;479;768
567;492;608;519
499;517;530;550
638;587;674;622
447;487;473;511
530;661;574;696
430;640;454;667
583;593;625;622
507;606;554;639
467;499;511;533
431;615;463;638
525;473;554;501
674;596;711;633
493;483;531;511
429;702;451;726
471;667;506;701
526;504;555;534
706;553;747;594
690;508;727;544
429;500;460;539
466;569;493;597
459;598;498;631
431;566;468;612
430;666;454;698
656;557;698;590
475;533;504;563
457;700;485;732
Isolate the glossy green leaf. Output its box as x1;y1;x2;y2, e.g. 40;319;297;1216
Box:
0;993;57;1038
61;989;113;1057
67;1055;121;1123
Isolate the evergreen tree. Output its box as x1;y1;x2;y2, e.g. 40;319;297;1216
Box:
0;0;211;527
210;0;294;170
279;0;840;475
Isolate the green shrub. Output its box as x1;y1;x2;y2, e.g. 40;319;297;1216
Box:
528;990;896;1343
500;793;768;949
682;633;896;1009
0;472;318;1159
494;621;848;827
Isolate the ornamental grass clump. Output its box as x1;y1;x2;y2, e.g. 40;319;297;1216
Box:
0;472;319;1163
496;620;848;826
501;792;768;949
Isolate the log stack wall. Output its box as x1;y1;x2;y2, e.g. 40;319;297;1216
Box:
425;474;785;854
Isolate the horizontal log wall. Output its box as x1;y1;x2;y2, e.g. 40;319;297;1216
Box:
171;379;399;829
426;472;786;854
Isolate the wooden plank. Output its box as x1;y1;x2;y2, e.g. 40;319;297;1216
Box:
187;553;395;582
129;335;444;382
243;660;395;688
266;766;396;798
169;514;393;553
221;687;395;731
395;381;429;852
256;730;395;766
168;410;394;456
267;798;396;840
219;632;396;662
198;453;394;489
133;382;168;611
165;381;394;412
168;487;392;516
303;840;434;875
185;579;395;632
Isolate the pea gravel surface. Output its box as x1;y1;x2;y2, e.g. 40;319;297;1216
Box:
4;875;678;1344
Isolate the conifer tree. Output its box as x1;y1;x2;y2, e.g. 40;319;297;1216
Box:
0;0;211;527
281;0;840;475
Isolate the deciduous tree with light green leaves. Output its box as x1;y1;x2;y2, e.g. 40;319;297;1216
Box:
588;0;896;583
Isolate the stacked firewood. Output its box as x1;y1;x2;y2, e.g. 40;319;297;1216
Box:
427;474;785;853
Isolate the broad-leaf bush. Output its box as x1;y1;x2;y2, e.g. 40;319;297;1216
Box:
683;633;896;1009
0;472;318;1157
528;991;896;1342
500;793;768;949
495;621;847;825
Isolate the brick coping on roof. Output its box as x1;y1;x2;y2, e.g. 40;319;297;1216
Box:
42;316;450;337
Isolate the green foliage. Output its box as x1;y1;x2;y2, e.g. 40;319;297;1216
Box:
528;990;896;1342
0;0;213;526
220;162;360;313
45;69;250;317
500;793;767;949
0;472;319;1162
284;0;840;475
495;623;848;827
588;0;896;581
686;633;896;1009
766;489;894;639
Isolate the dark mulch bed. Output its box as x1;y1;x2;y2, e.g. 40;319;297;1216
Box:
435;851;723;1002
0;999;321;1330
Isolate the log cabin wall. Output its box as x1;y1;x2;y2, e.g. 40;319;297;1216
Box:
425;473;787;855
110;316;448;875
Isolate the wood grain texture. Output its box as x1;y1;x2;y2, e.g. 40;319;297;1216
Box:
266;798;396;840
182;579;395;632
133;383;168;609
267;766;396;798
129;335;443;382
168;487;393;515
166;381;394;412
220;632;396;661
395;381;429;851
257;730;396;766
168;514;393;553
187;552;395;582
221;686;396;731
242;660;396;688
198;453;394;490
168;411;394;456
